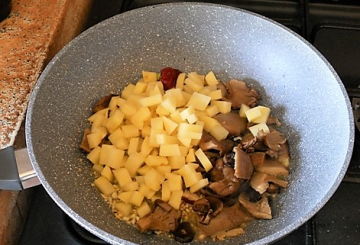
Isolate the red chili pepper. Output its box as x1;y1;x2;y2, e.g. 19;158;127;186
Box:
160;67;182;91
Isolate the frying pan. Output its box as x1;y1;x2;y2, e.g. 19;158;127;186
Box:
22;2;354;245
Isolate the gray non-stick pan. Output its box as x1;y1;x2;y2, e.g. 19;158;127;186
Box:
7;2;355;245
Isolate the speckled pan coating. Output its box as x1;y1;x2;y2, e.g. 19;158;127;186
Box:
25;3;354;245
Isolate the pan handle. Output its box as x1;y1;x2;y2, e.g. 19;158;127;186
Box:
0;146;40;190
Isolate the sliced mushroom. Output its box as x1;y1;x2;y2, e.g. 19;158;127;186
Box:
239;193;272;219
255;159;289;178
193;196;223;225
172;222;195;243
92;94;115;113
241;133;258;150
248;152;266;168
233;146;254;180
213;112;247;136
250;172;288;194
220;79;260;108
199;131;235;155
264;130;287;151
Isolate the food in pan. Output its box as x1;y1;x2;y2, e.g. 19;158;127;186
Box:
80;67;290;242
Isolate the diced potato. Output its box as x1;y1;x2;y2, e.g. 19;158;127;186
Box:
178;164;202;187
177;123;203;140
119;101;137;118
205;104;220;117
137;164;151;176
168;190;183;210
205;71;219;85
130;106;151;129
252;106;271;123
136;176;145;185
186;92;211;111
129;191;144;207
108;128;124;144
114;136;129;150
200;115;220;132
122;181;139;192
145;155;168;167
106;147;125;169
161;180;171;202
94;176;115;196
115;202;132;217
212;101;232;114
113;167;132;187
150;117;164;130
121;83;136;99
138;183;156;199
195;148;213;172
185;148;196;163
121;124;140;138
188;72;204;85
239;104;250;118
144;168;161;191
180;105;196;122
142;70;158;82
166;88;186;107
209;124;229;141
170;110;184;124
124;152;145;177
118;191;133;204
184;77;203;92
101;165;114;182
137;201;152;218
175;73;186;90
190;178;209;193
128;137;140;155
133;81;148;94
87;146;101;165
91;126;108;139
87;132;103;149
156;165;172;175
139;93;162;107
140;136;153;157
168;156;186;170
167;173;183;192
92;164;104;174
156;104;170;116
177;137;192;148
141;125;151;138
108;96;120;111
161;96;177;113
162;116;178;135
208;90;222;101
99;144;113;165
88;108;108;124
105;109;125;131
249;123;270;137
245;106;262;123
156;134;179;145
159;144;181;157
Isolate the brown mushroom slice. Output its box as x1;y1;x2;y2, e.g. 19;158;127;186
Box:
233;146;254;180
79;128;91;153
264;130;287;151
213;112;247;136
198;131;235;155
92;94;115;113
193;196;223;225
250;172;288;194
241;133;258;150
248;152;266;168
197;203;252;236
222;79;260;108
136;199;181;233
238;193;272;219
255;159;289;178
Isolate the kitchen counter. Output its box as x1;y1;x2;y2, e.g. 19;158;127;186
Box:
0;0;93;244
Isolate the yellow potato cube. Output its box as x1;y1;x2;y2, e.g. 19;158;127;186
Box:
195;148;213;172
87;146;101;164
156;134;179;145
124;152;145;177
245;106;262;122
128;137;141;155
161;180;171;202
121;83;136;99
184;78;203;92
113;167;132;187
160;96;177;113
166;88;186;107
168;156;186;170
168;190;183;210
108;96;120;111
101;165;114;182
175;73;186;90
87;132;103;149
156;165;172;175
141;125;151;138
122;181;139;192
188;72;205;85
159;144;181;157
121;124;140;138
98;144;113;165
133;81;148;94
199;115;220;132
252;106;271;123
136;176;145;185
137;201;152;218
137;164;151;176
91;126;108;139
178;164;202;187
92;164;104;174
115;202;132;217
167;173;183;192
94;176;115;196
208;89;222;100
155;104;170;116
177;123;203;139
106;147;125;169
88;108;108;123
118;191;133;204
177;137;192;148
205;104;220;117
138;183;156;199
119;101;137;118
150;117;164;130
212;101;232;114
108;127;124;144
205;71;219;85
186;92;211;111
139;93;162;107
162;116;178;135
170;110;184;124
144;168;161;191
190;178;209;193
185;148;196;163
114;136;129;150
145;155;168;167
130;106;151;129
209;124;229;141
142;70;158;82
139;136;153;157
249;122;270;137
239;104;250;118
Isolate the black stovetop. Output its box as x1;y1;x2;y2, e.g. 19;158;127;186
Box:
18;1;360;245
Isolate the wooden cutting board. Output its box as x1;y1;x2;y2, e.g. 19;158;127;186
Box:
0;0;93;244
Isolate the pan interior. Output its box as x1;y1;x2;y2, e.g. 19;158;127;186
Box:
26;3;353;245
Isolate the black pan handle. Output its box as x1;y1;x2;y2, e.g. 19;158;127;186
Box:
0;146;40;190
